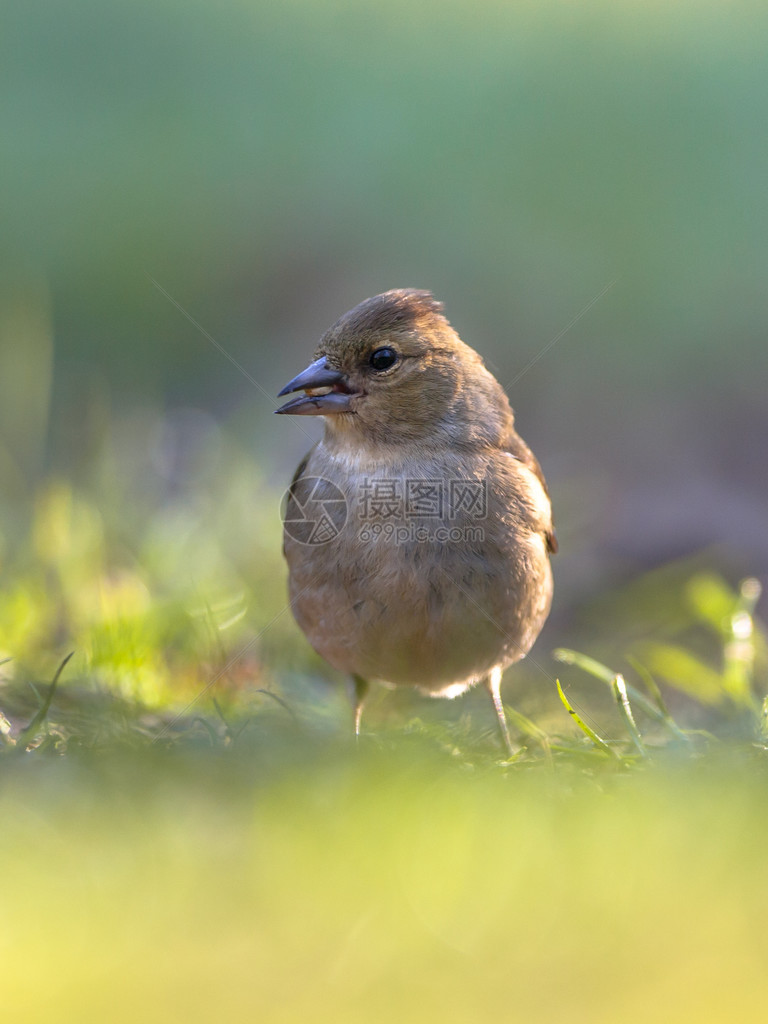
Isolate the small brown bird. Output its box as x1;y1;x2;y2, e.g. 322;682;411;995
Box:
276;289;556;754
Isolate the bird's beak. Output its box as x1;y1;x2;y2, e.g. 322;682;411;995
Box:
275;356;355;415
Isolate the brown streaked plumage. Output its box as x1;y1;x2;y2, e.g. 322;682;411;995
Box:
276;289;556;754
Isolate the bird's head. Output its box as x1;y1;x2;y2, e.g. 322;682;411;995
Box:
276;289;511;450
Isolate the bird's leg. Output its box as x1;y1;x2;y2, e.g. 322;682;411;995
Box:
350;674;369;739
484;666;516;757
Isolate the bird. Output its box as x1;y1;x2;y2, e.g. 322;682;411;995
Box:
276;289;556;755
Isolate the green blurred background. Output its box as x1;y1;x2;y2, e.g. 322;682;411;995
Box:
2;5;768;1019
4;0;767;581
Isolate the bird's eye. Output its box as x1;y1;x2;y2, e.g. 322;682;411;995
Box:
369;347;399;372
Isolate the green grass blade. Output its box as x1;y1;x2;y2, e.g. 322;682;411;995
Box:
625;656;691;743
553;648;615;683
554;648;690;743
555;679;619;758
15;652;75;752
612;674;648;757
502;705;552;757
626;654;669;715
722;578;762;709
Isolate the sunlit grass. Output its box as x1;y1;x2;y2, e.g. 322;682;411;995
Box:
2;740;768;1023
1;430;766;1022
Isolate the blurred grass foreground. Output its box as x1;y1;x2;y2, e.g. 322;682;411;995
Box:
3;1;768;1020
2;750;768;1024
